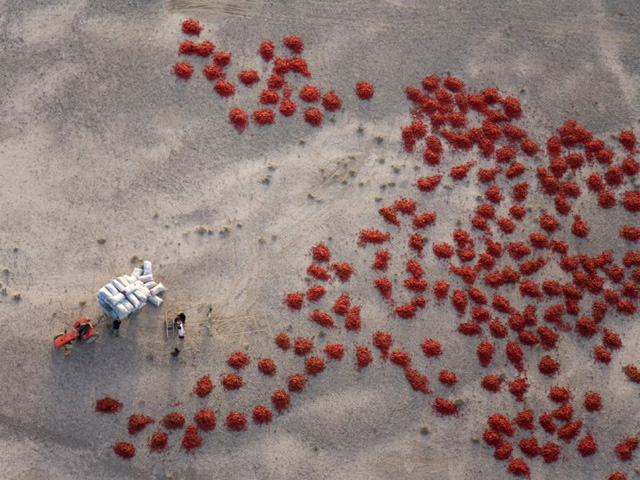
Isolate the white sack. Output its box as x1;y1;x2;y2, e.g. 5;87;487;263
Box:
150;283;165;296
133;290;147;302
142;261;152;275
147;295;163;307
107;292;125;306
126;293;141;309
115;303;129;318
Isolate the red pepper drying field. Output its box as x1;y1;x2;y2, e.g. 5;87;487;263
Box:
94;25;640;480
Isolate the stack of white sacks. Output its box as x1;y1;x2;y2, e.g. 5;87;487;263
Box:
96;260;166;319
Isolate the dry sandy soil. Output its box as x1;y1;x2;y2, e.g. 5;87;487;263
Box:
0;0;638;479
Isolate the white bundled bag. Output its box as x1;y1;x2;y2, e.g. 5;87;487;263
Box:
142;261;152;275
97;259;165;315
115;303;129;318
126;293;141;309
107;293;125;306
133;289;147;303
148;295;163;307
150;283;165;296
97;287;111;301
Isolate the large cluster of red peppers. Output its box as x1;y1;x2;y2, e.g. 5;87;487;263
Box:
95;20;640;478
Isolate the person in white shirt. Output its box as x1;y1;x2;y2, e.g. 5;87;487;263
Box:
173;313;186;340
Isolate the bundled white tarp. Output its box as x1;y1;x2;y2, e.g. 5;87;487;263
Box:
96;260;166;319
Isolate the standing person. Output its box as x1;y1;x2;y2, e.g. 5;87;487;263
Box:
76;322;90;341
174;313;186;340
112;319;121;337
177;320;185;340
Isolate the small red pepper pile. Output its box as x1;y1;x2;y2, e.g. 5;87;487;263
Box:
305;356;326;375
113;442;135;459
622;364;640;383
324;343;344;360
421;339;442;357
294;337;314;355
285;293;303;310
181;18;202;36
194;409;216;431
311;243;331;262
355;346;373;371
389;350;411;368
253;405;273;425
214;80;235;97
432;397;458;415
173;62;194;79
344;306;362;331
162;412;185;430
221;373;244;390
127;414;155;435
309;310;336;328
373;331;392;360
355;81;375;100
227;351;251;370
288;374;307;393
228;108;248;133
322;91;342;111
148;432;168;452
253;109;275;125
258;358;277;376
182;424;203;451
225;411;248;432
358;229;390;247
307;285;326;302
95;397;123;414
193;375;214;398
275;331;291;350
271;389;291;411
299;85;321;102
238;70;260;86
331;262;353;282
333;293;351;315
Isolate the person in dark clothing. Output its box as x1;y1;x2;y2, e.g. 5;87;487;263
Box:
76;322;90;340
171;348;180;358
112;319;121;336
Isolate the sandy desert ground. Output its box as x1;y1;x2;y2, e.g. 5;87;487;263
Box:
0;0;639;479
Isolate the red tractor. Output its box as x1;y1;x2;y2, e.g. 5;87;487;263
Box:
54;317;98;349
